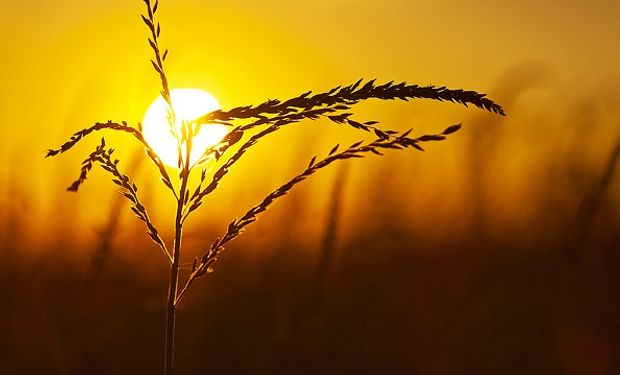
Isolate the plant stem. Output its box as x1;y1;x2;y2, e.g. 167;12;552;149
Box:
165;167;189;375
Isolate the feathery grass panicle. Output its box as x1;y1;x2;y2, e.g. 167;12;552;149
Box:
184;107;471;217
95;147;172;263
66;137;172;263
47;120;176;197
66;138;108;192
45;121;142;158
186;114;419;219
47;0;504;372
197;80;505;126
174;124;463;304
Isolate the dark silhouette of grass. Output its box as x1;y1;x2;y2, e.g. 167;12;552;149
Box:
574;130;620;258
92;149;146;275
45;1;503;373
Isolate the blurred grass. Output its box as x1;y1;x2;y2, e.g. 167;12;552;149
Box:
1;1;620;373
2;79;620;373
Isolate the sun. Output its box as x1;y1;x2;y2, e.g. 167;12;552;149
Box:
142;88;229;168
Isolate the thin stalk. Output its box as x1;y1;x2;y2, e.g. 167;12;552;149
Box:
164;178;187;375
165;171;189;374
164;122;193;375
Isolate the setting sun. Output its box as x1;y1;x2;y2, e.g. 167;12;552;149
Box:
142;88;229;167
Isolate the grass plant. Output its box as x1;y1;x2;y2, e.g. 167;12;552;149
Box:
46;1;504;373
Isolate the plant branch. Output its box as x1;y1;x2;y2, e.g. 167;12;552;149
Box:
141;0;185;169
46;120;177;197
66;138;172;263
66;138;109;192
180;80;503;217
46;121;143;157
196;80;505;125
98;149;172;264
174;123;462;305
184;112;404;221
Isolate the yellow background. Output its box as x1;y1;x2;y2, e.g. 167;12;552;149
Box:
1;0;619;259
2;2;620;373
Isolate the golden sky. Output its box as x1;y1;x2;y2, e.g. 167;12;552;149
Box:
1;0;619;253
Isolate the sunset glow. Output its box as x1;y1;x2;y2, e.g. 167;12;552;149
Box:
142;88;229;167
6;1;620;372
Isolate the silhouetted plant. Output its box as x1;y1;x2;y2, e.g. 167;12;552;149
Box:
46;1;504;373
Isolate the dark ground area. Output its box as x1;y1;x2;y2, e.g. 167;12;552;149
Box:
2;213;618;374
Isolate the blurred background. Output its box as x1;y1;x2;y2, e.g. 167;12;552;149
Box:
1;0;620;374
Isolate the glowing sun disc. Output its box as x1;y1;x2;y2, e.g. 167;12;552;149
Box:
142;88;229;167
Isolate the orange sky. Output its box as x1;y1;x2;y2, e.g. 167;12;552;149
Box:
1;1;619;253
